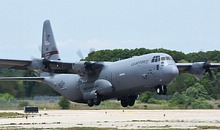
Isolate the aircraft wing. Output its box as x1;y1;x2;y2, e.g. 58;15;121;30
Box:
0;58;75;74
176;62;220;73
176;63;193;72
0;58;104;76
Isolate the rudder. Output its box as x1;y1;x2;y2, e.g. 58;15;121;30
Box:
42;20;61;60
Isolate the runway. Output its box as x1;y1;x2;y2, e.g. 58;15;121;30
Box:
0;110;220;129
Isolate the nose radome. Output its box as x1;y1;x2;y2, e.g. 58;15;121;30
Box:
158;65;179;85
164;65;179;83
171;65;179;77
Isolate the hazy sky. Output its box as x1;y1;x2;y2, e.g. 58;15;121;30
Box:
0;0;220;61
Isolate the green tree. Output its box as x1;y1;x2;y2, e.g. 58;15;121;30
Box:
171;92;191;107
185;83;211;100
58;96;70;109
0;93;15;102
23;70;59;97
190;99;213;109
168;73;197;95
170;82;212;109
139;91;152;103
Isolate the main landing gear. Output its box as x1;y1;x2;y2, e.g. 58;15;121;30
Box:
120;95;138;107
87;94;102;107
156;85;167;95
87;94;138;107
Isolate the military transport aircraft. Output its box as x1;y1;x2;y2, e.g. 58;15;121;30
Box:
0;20;220;107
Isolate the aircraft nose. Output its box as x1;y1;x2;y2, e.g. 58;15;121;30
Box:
169;65;179;77
163;65;179;84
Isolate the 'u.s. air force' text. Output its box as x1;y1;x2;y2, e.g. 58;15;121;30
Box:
131;60;149;66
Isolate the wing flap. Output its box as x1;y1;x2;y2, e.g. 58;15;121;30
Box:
48;61;75;73
0;59;31;70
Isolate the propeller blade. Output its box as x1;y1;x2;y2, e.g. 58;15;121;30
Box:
203;62;215;80
77;50;84;59
42;58;53;76
207;69;214;80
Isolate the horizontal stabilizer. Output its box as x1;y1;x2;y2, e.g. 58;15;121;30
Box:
0;77;44;82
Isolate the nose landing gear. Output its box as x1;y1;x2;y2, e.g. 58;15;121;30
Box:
156;85;167;95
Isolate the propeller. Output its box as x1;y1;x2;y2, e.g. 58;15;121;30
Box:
203;62;215;80
42;58;54;76
83;61;103;75
77;48;96;60
77;50;84;60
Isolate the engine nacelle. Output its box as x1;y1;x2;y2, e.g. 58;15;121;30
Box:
189;62;206;79
82;79;113;100
83;90;96;100
94;79;113;95
28;58;44;72
72;61;87;76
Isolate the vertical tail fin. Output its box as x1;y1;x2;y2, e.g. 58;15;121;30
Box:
42;20;61;60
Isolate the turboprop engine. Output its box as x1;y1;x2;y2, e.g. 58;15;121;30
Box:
94;79;113;95
83;79;113;100
188;62;212;79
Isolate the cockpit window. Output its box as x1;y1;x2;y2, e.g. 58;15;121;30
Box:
152;56;174;62
160;56;173;61
166;57;171;60
161;57;165;61
151;56;160;62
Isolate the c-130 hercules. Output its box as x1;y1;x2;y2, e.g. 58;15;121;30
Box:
0;20;220;107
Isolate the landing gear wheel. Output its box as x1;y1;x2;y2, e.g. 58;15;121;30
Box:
156;85;167;95
128;99;135;106
121;100;128;107
94;95;101;106
87;99;94;107
120;95;137;107
128;95;137;106
156;86;162;95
